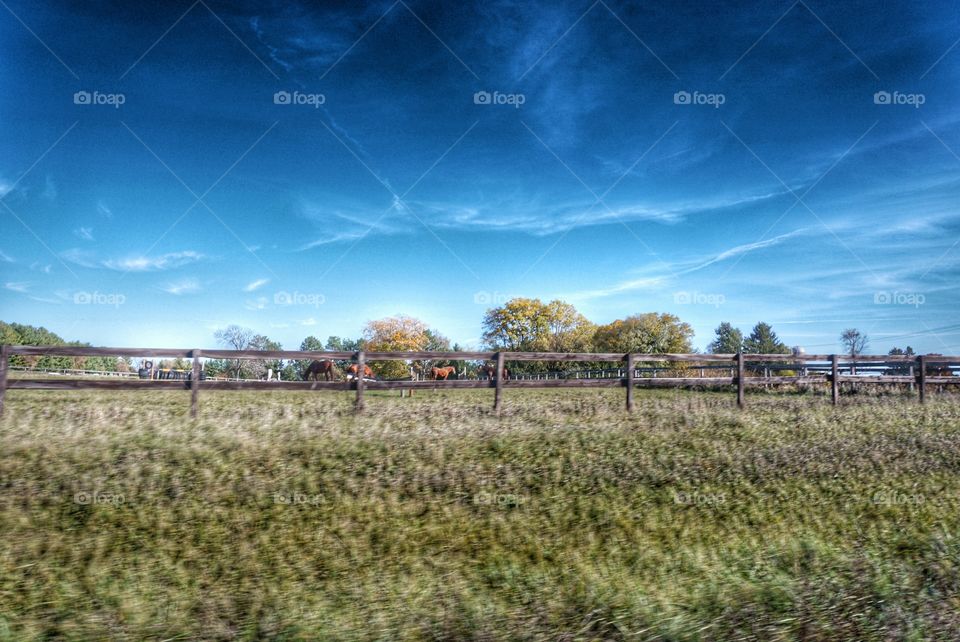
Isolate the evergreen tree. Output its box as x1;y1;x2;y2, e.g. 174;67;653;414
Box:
707;322;743;353
743;322;789;354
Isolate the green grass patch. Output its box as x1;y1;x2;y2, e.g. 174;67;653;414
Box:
1;388;959;640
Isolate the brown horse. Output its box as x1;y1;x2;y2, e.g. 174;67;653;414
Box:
431;366;457;380
346;364;374;380
478;364;509;379
303;359;335;381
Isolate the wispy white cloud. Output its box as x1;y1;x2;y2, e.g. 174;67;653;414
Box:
299;317;317;326
245;296;269;311
30;262;52;274
4;282;30;293
410;200;686;235
568;229;808;301
61;249;205;272
97;200;113;217
0;250;13;263
59;248;98;268
74;227;94;241
297;200;403;250
161;278;201;295
104;251;204;272
300;230;376;249
682;229;808;274
244;278;270;292
296;186;796;249
567;276;668;300
247;3;398;73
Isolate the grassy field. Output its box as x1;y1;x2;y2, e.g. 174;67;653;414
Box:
1;387;959;641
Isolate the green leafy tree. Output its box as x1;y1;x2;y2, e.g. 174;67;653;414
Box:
543;300;595;371
481;298;550;352
592;313;694;376
449;343;467;375
203;359;230;378
482;298;594;373
280;362;300;381
0;322;19;346
593;313;694;354
708;322;744;354
1;321;72;369
420;328;453;373
324;336;363;373
248;334;283;379
325;336;363;352
887;346;916;375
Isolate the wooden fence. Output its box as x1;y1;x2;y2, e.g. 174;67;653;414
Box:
1;345;957;417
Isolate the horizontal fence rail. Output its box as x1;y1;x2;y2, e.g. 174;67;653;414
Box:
1;345;958;417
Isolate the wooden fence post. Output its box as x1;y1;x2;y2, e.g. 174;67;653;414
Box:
736;352;745;408
190;349;201;418
831;355;839;405
355;350;366;412
625;353;635;412
918;355;926;404
493;351;505;414
0;345;8;417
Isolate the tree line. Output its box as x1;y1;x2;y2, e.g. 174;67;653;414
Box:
0;321;132;372
0;303;912;380
207;299;800;380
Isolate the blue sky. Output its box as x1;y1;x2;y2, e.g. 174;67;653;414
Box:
1;0;959;352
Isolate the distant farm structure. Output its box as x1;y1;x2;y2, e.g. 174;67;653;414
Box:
1;345;957;417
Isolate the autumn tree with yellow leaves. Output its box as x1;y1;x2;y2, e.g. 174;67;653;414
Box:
361;315;442;379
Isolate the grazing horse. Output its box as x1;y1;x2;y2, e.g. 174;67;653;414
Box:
303;359;335;381
346;364;374;380
431;366;457;380
478;364;509;379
